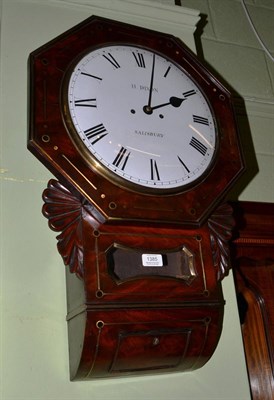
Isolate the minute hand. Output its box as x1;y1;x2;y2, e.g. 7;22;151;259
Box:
147;53;156;109
150;96;186;111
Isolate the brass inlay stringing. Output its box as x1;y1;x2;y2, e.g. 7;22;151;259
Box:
86;324;102;378
95;236;101;292
61;154;98;190
197;237;208;292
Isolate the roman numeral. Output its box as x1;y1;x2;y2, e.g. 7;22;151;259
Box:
133;52;146;68
74;98;96;108
183;89;196;98
164;65;171;78
80;72;102;81
112;147;131;170
193;115;209;125
190;137;207;156
103;53;120;69
84;123;108;145
177;156;190;173
150;159;160;181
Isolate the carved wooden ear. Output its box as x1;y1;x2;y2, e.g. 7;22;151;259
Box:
208;202;235;280
42;179;85;278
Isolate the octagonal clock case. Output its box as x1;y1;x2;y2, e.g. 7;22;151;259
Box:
28;16;245;380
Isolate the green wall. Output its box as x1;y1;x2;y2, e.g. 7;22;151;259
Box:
4;0;273;399
181;0;274;202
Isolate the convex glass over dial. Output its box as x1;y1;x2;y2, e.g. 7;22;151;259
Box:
63;44;217;193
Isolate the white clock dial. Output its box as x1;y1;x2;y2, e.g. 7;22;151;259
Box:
64;44;217;193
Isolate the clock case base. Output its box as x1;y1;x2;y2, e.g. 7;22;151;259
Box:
66;297;224;380
42;179;233;380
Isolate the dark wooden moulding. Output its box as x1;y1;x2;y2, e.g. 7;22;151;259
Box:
232;201;274;400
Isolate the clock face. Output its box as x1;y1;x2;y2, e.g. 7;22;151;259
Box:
63;44;217;193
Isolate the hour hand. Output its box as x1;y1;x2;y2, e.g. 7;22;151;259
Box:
143;96;186;114
168;96;186;108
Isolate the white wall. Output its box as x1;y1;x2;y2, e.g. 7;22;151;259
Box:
1;1;252;399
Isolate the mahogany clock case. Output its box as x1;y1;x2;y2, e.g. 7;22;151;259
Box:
28;15;245;227
28;16;244;380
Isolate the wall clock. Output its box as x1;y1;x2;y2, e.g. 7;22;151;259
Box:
28;16;245;380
